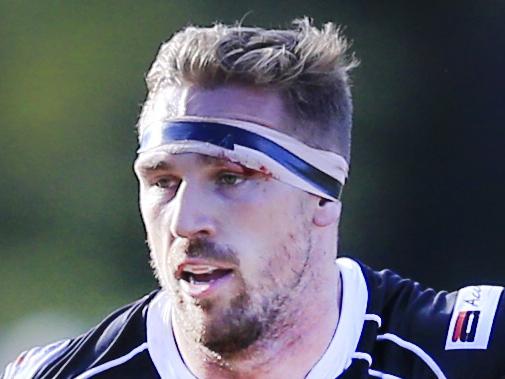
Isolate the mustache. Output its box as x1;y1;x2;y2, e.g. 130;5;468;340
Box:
174;238;240;265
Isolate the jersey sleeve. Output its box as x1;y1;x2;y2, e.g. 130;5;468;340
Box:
2;339;70;379
443;285;505;378
365;264;505;379
487;287;505;377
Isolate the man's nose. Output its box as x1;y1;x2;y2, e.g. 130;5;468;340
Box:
169;180;217;239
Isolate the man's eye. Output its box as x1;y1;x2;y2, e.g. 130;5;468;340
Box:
153;177;178;189
217;173;244;186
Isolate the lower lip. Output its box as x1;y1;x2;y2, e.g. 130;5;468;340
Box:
179;272;234;298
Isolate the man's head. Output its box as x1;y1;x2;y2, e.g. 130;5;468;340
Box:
134;18;356;358
137;17;357;161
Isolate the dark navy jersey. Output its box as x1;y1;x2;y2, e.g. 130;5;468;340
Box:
3;258;504;378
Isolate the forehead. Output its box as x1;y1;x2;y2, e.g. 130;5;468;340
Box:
145;84;295;134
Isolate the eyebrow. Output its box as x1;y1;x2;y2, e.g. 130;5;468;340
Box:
134;154;243;176
134;156;173;176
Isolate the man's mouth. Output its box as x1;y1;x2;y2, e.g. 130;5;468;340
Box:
181;264;233;283
178;263;234;297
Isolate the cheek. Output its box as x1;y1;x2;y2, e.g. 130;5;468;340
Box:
239;192;309;245
140;188;172;234
141;202;161;247
234;199;313;288
140;190;174;265
239;230;312;300
140;186;166;217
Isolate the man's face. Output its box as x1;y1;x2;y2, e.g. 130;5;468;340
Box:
135;85;335;354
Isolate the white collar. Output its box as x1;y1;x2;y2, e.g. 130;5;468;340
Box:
146;257;368;379
305;257;368;379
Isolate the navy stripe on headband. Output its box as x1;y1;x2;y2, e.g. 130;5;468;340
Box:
139;121;343;200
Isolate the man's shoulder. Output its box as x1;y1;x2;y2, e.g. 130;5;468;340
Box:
356;261;505;378
2;290;160;379
2;340;72;379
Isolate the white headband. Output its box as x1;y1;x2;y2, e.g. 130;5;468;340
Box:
137;116;349;201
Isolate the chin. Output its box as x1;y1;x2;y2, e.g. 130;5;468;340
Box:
199;310;264;355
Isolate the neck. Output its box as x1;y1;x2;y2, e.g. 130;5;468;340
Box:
173;263;342;379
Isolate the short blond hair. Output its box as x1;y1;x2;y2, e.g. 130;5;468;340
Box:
138;18;358;161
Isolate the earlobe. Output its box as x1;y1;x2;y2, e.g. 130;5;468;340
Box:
313;200;341;227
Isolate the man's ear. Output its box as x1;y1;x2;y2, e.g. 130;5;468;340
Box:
313;199;341;227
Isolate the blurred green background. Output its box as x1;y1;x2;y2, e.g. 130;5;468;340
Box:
1;0;504;368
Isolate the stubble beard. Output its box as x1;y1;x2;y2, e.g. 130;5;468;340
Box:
151;226;313;359
170;269;286;357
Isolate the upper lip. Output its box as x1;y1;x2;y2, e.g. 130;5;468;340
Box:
175;258;235;280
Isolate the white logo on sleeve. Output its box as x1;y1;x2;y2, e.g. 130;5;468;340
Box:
445;285;503;350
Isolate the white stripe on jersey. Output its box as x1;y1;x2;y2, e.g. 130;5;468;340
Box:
74;342;148;379
376;333;447;379
351;351;372;366
364;313;382;328
368;368;404;379
3;339;70;379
